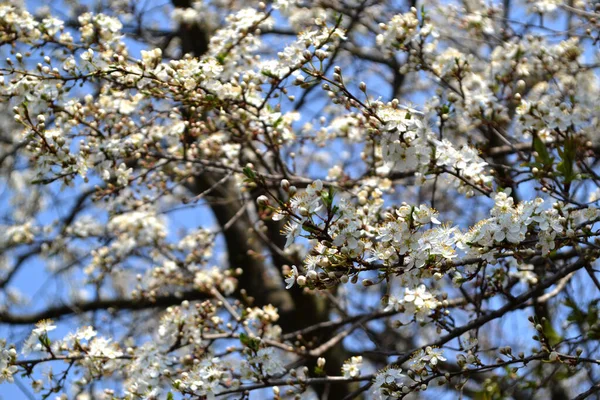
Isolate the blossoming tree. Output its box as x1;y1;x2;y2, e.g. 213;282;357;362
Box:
1;0;600;398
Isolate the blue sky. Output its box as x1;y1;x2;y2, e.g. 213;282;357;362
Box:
1;0;599;399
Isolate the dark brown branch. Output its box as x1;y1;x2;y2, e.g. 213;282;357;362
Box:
0;290;209;325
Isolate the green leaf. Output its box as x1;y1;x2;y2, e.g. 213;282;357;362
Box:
334;12;343;26
272;116;284;128
242;167;256;180
474;390;493;400
239;332;251;346
542;320;562;346
331;205;339;216
167;392;174;400
532;134;553;169
216;53;227;65
239;333;260;351
261;70;278;79
321;185;336;210
587;325;600;340
556;136;576;185
565;298;589;326
302;223;319;234
39;334;51;348
587;300;599;326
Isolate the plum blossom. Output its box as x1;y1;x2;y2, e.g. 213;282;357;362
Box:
342;356;363;378
285;265;299;289
249;348;286;377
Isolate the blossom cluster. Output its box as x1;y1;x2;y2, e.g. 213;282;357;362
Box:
1;0;600;399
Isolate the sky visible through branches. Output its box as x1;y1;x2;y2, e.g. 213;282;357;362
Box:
1;0;600;399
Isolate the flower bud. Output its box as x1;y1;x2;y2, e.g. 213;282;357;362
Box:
256;195;269;206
